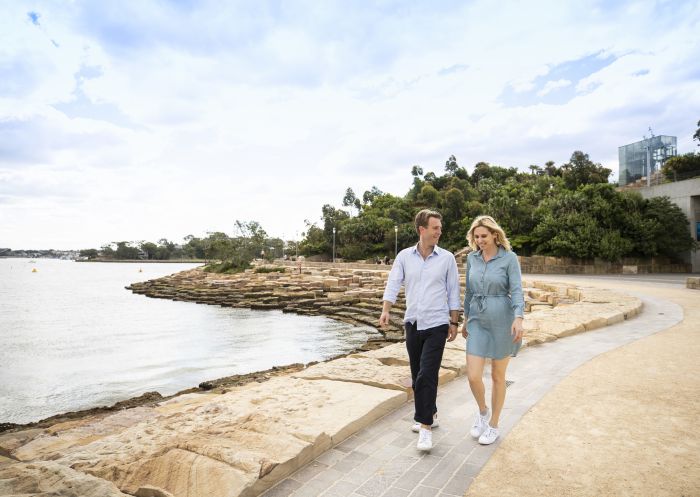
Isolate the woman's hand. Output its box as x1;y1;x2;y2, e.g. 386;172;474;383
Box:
511;317;524;343
460;322;468;339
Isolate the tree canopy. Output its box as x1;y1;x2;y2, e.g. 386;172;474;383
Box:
300;151;696;262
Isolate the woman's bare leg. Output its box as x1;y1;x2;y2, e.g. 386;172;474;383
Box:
466;354;487;411
489;356;510;427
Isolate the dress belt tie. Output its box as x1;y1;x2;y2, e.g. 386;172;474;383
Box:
471;294;509;312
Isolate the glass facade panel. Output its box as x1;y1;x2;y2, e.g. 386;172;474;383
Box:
618;135;677;185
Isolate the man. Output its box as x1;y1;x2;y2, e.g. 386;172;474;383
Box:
379;209;460;451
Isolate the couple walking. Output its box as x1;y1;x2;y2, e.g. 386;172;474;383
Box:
379;209;525;451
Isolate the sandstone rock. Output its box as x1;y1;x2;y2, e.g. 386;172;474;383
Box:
9;407;159;462
293;356;413;392
8;378;405;497
0;461;129;496
293;356;457;392
135;485;176;497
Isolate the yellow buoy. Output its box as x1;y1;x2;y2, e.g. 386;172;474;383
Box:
32;268;38;273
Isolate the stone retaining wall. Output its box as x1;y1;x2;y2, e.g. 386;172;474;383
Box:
0;266;643;497
514;255;689;274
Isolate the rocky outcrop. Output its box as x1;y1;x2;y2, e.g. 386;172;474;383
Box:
127;266;406;342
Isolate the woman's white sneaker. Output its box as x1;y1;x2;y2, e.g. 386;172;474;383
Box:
469;409;491;438
478;425;499;445
416;428;433;451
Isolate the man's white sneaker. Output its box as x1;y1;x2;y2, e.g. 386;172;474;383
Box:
478;425;499;445
416;428;433;451
469;409;491;438
411;418;439;433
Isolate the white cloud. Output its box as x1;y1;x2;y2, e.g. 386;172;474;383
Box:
537;79;572;96
1;0;699;249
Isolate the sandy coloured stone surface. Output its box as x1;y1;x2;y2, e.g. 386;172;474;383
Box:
465;280;700;497
0;460;130;497
292;355;457;391
1;378;405;497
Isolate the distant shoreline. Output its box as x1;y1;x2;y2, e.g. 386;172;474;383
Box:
76;259;208;264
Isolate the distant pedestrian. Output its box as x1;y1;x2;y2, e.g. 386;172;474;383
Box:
379;209;460;451
461;215;524;445
383;255;390;265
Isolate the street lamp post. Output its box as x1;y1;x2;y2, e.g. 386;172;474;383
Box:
332;227;336;264
394;225;398;259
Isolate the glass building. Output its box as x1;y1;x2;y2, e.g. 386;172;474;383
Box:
618;135;677;186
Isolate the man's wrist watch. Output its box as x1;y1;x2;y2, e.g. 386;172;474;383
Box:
449;321;459;326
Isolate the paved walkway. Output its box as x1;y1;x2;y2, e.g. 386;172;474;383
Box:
260;279;684;497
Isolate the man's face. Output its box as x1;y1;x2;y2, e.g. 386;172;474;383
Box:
419;216;442;245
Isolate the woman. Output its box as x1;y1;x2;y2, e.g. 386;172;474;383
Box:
460;215;524;445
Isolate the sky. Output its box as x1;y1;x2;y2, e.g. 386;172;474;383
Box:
1;0;699;250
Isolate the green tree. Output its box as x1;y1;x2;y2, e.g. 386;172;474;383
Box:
643;196;697;257
115;241;141;260
694;119;700;145
140;242;158;260
362;186;384;205
561;151;611;189
543;160;560;177
79;249;99;260
299;221;328;256
100;244;115;259
342;187;361;215
661;153;700;181
419;184;440;206
182;235;206;259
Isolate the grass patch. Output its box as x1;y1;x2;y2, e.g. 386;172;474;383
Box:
203;261;249;274
254;266;287;274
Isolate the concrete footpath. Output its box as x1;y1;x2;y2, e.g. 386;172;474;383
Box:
260;276;698;497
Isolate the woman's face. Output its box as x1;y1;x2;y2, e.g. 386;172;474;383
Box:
473;226;497;251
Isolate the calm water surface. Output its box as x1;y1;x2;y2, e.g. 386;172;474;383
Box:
0;259;379;424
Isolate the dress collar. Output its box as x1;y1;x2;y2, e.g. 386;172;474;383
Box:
476;246;506;261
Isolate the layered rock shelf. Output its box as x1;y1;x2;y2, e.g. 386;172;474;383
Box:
127;266;406;343
0;265;643;497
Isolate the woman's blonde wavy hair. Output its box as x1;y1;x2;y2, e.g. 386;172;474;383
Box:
466;215;512;251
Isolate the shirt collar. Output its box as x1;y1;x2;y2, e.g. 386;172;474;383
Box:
412;243;441;257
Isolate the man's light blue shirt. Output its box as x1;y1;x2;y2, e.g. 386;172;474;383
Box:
382;244;461;331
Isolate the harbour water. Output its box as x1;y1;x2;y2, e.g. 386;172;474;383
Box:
0;258;380;424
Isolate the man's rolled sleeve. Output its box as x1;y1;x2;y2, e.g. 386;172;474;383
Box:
382;255;404;304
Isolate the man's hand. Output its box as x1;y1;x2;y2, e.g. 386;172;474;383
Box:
379;311;391;328
447;324;457;342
